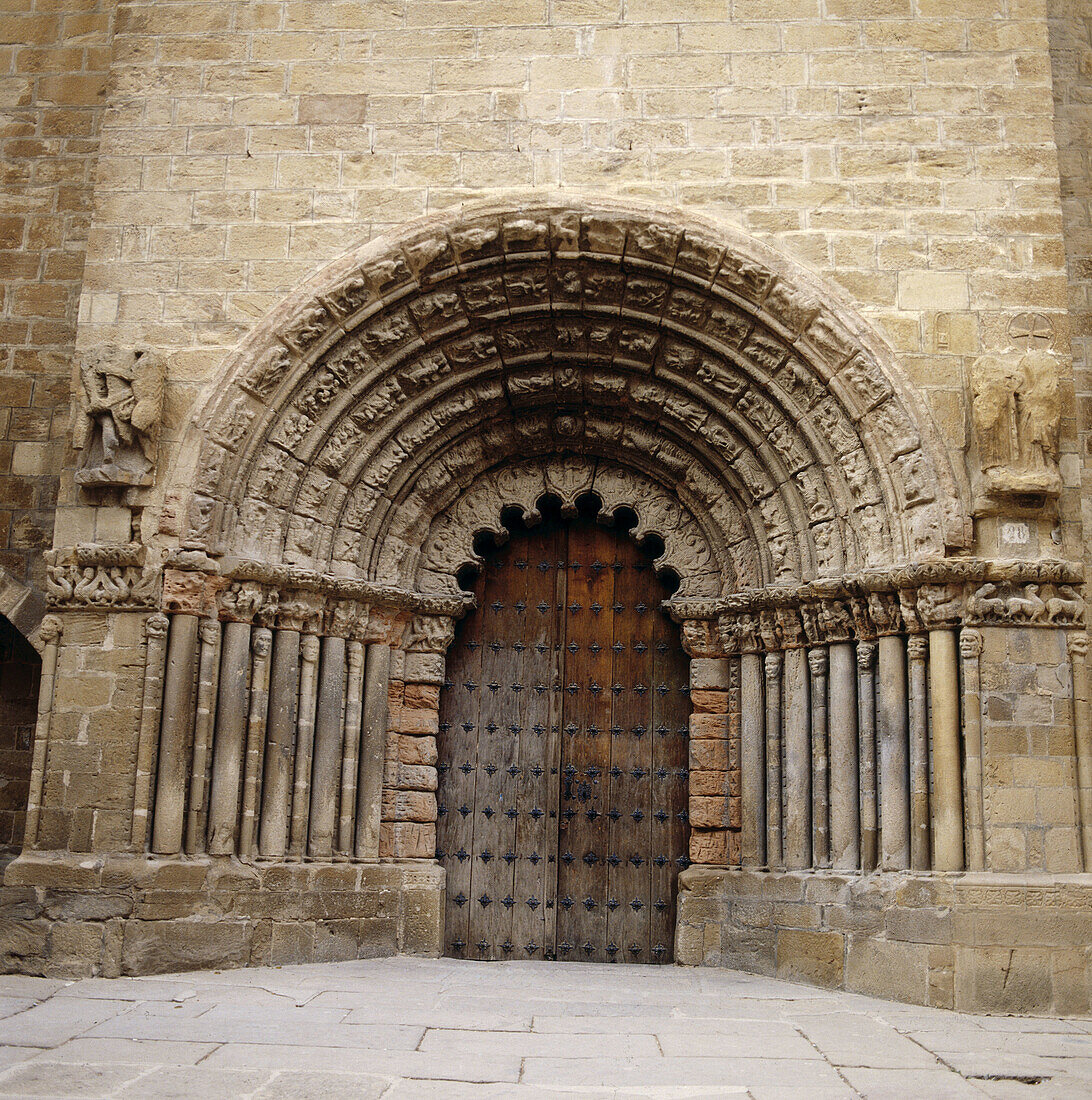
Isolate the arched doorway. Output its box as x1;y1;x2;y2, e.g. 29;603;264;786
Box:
0;615;40;864
437;503;690;963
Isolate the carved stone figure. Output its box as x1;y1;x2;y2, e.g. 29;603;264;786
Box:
74;345;165;488
970;350;1061;497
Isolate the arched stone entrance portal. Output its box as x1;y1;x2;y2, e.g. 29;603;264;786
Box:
438;502;690;963
35;197;1089;1006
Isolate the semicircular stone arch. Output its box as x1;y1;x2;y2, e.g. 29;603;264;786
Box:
179;197;971;600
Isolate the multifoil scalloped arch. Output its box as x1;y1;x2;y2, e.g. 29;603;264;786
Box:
172;195;971;599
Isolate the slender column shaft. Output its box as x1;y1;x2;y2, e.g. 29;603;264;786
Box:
239;627;272;857
930;628;964;871
207;620;252;855
782;646;811;869
907;634;930;870
130;614;168;851
1068;633;1092;870
185;618;221;855
878;633;910;869
728;656;742;866
309;634;347;858
829;641;860;869
809;647;830;867
24;616;63;849
151;614;200;855
764;652;783;869
259;629;300;857
288;633;321;856
338;639;366;855
355;642;392;859
857;641;878;871
740;651;765;867
960;629;986;871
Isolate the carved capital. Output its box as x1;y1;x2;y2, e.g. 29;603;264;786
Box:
300;633;322;663
162;568;226;618
856;641;876;671
764;652;782;683
199;617;221;646
405;614;456;654
251;626;273;659
906;634;928;662
807;647;828;678
38;614;63;645
959;628;983;661
1067;631;1089;661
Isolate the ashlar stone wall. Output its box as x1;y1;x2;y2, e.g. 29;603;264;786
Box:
61;0;1079;561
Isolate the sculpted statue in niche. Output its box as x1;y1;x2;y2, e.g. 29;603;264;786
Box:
970;350;1061;497
74;346;165;488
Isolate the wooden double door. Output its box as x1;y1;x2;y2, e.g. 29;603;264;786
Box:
437;514;690;964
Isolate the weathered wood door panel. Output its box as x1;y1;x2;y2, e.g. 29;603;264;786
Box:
438;515;689;963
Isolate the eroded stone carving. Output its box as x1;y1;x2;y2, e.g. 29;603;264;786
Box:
74;346;165;488
970;350;1061;498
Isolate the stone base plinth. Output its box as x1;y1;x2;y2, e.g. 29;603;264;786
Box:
0;852;444;978
677;867;1092;1015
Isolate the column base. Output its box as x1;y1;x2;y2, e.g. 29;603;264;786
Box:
676;866;1092;1015
0;852;444;978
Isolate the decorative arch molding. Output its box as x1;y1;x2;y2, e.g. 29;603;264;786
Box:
174;195;971;602
411;456;726;598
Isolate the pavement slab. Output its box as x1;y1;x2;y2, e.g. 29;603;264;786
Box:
0;957;1086;1097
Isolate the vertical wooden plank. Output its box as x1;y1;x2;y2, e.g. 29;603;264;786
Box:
437;570;485;958
606;542;656;964
472;540;527;959
652;586;690;964
510;525;561;959
556;523;615;963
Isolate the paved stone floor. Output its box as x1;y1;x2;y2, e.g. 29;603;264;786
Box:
0;958;1087;1098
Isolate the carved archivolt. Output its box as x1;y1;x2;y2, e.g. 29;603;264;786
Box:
176;197;971;598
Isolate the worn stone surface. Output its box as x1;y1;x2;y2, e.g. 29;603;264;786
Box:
0;957;1087;1098
679;867;1092;1015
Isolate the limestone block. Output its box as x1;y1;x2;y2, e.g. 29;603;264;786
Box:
379;821;435;858
690;796;730;829
846;934;929;1005
953;945;1056;1015
688;830;728;864
689;738;729;772
381;790;437;822
690;658;732;690
388;733;438;766
776;929;845;989
120;919;252;975
383;762;438;792
689;713;729;738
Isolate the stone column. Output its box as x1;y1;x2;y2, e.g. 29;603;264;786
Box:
856;641;878;871
239;626;272;857
1068;632;1092;870
129;613;168;851
207;619;252;856
309;633;347;858
829;641;859;870
930;627;963;871
24;615;63;850
259;627;300;857
959;629;986;872
740;649;765;867
356;641;392;859
185;617;222;855
338;636;366;855
878;632;910;869
151;613;200;855
782;643;811;870
808;646;830;868
288;632;321;856
764;651;783;869
906;633;930;871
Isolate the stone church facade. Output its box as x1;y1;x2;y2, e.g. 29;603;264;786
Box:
2;0;1092;1013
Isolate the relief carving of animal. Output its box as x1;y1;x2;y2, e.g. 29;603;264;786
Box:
1005;584;1045;622
1046;584;1085;624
